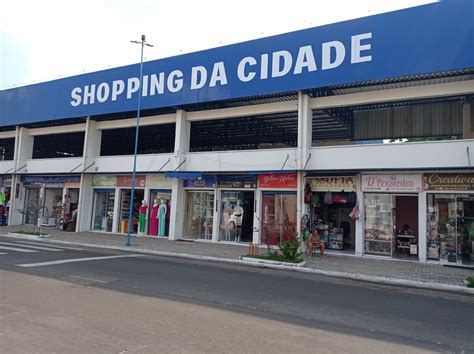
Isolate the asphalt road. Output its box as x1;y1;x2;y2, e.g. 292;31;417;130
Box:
0;236;473;353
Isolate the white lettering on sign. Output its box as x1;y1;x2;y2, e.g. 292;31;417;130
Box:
70;32;373;107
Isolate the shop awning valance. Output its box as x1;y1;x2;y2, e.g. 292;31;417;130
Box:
165;172;202;180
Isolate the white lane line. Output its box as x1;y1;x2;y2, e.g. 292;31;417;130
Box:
0;242;64;252
17;254;144;268
0;246;38;253
0;252;6;255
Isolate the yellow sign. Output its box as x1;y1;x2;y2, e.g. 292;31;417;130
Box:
308;177;356;192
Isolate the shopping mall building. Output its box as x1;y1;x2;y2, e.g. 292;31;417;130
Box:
1;1;473;265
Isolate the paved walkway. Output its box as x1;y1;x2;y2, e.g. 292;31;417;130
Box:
2;225;473;291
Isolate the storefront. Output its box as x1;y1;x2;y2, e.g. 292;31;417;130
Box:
146;174;172;237
217;175;257;243
258;173;297;245
91;175;117;232
362;174;422;260
305;176;357;253
424;173;474;265
0;176;12;226
183;175;216;240
20;175;81;227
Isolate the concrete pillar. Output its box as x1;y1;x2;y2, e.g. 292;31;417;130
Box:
297;92;312;240
82;117;102;168
355;175;364;257
76;174;94;232
167;109;189;241
112;187;121;234
168;179;185;240
418;191;427;262
9;127;33;225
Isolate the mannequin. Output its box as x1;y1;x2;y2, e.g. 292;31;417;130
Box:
233;200;244;242
157;199;167;237
138;200;148;236
220;202;232;241
149;199;159;236
165;199;171;236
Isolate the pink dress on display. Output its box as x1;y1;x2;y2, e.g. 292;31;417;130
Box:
149;203;159;236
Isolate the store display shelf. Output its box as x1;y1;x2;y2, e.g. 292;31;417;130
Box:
365;251;390;256
397;235;415;238
365;239;392;243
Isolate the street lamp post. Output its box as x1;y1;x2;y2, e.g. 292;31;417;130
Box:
125;35;153;247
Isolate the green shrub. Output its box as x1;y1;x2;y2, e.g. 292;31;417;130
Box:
279;233;302;262
466;276;474;288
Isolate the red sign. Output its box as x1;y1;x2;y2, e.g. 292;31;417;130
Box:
117;175;146;188
258;173;297;189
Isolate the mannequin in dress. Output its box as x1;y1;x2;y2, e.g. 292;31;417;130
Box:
149;199;159;236
138;200;148;236
157;199;167;237
165;199;171;236
220;201;232;241
233;200;244;242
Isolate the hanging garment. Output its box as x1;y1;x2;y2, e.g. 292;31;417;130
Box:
165;200;171;236
304;183;312;204
158;203;167;236
347;192;357;205
149;204;159;236
323;192;333;205
139;213;146;233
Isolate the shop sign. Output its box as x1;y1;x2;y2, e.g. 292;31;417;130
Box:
0;177;12;187
145;174;172;189
64;182;81;188
309;176;356;192
92;175;117;188
21;175;80;188
362;174;422;192
0;194;5;202
183;175;217;188
217;176;257;189
258;173;297;189
423;173;474;191
117;175;146;188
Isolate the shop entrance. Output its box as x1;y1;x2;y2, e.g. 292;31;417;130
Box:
308;191;357;253
91;189;115;232
364;194;419;260
427;194;473;265
24;187;41;225
148;190;172;237
183;190;215;239
219;190;254;242
118;189;144;234
261;191;297;245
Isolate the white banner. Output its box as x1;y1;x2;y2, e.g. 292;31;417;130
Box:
362;174;422;193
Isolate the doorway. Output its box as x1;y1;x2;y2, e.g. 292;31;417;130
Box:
118;189;145;234
219;190;254;242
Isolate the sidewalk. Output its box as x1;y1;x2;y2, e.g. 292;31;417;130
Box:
2;226;473;294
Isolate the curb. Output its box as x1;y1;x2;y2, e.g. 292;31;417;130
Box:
3;233;474;295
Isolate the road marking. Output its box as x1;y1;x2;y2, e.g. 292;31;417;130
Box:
6;240;84;251
0;242;64;252
0;252;6;255
17;254;144;268
0;246;38;253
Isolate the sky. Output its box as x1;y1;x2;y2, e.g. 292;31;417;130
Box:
0;0;435;90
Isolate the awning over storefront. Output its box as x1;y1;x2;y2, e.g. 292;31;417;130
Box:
165;172;202;180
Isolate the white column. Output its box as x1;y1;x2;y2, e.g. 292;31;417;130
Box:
112;187;121;233
9;127;33;225
253;190;261;244
76;174;94;232
76;117;101;232
168;109;189;240
355;175;364;257
297;92;312;241
168;179;185;240
418;191;427;262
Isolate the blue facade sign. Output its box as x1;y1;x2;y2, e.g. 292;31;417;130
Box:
1;1;473;126
183;175;217;188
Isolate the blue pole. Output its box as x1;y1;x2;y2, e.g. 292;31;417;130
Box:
125;36;145;247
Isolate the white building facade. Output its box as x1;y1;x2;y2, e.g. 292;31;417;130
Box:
1;1;473;266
